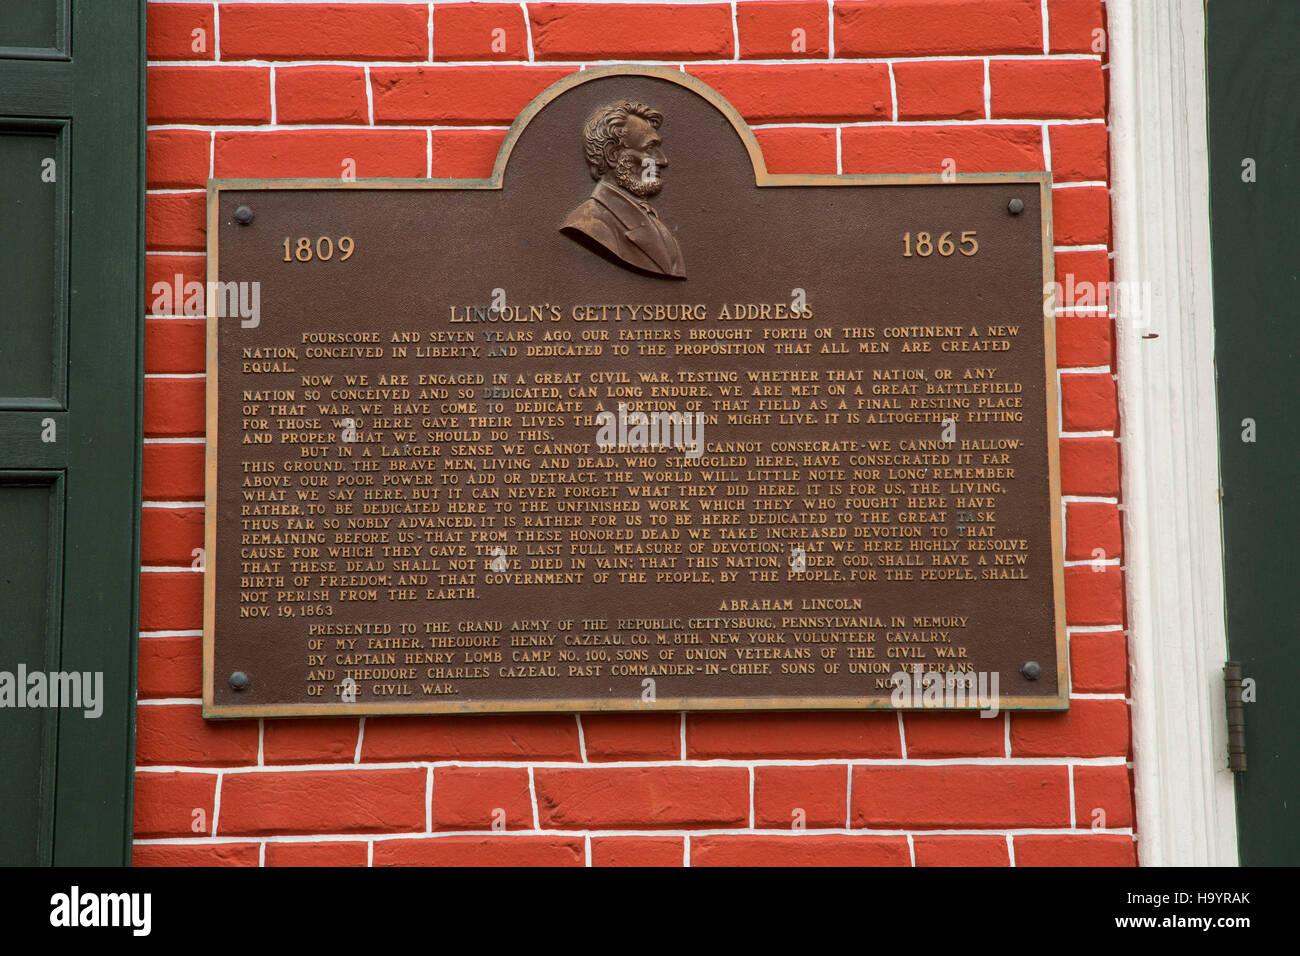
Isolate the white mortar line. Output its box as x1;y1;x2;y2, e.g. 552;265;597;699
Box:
844;763;852;828
135;825;1137;846
528;767;541;829
748;766;755;827
211;771;224;836
983;59;991;119
134;756;1131;773
425;766;433;832
1068;764;1077;827
364;65;375;124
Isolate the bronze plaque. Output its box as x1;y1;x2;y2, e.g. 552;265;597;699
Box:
203;66;1066;717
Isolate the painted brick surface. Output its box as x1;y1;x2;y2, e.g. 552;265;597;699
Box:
590;836;685;867
851;765;1071;828
137;635;203;699
529;3;734;60
753;765;848;828
218;3;429;61
373;835;585;866
214;130;428;178
736;2;830;59
274;67;371;124
686;712;901;759
138;0;1133;866
688;64;891;122
580;713;681;761
431;767;534;830
840;125;1044;175
264;842;369;867
434;3;530;61
147;3;217;61
133;842;260;866
835;0;1044;57
692;834;911;866
913;834;1011;867
371;66;574;124
892;60;986;120
753;127;837;174
533;767;751;829
216;769;427;836
901;712;1005;757
262;719;362;765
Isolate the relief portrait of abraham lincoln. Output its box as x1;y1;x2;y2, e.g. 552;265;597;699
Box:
559;100;686;279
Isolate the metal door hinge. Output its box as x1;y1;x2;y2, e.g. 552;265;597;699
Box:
1224;661;1247;772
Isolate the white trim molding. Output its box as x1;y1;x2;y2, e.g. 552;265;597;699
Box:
1108;0;1239;865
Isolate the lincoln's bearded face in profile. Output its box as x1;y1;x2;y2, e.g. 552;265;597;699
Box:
559;100;686;279
608;113;665;196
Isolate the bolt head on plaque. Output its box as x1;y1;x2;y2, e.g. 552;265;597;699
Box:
228;670;250;691
233;205;254;225
1007;197;1025;215
1021;661;1042;680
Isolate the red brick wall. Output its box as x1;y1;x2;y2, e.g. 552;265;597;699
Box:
137;0;1133;867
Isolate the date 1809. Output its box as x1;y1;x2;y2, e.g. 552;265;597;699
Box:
282;236;355;262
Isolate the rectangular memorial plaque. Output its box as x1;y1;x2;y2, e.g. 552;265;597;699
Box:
203;66;1066;717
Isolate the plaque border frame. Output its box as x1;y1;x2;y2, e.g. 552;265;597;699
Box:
202;65;1066;718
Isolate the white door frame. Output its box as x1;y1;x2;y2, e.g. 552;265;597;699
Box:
1108;0;1238;865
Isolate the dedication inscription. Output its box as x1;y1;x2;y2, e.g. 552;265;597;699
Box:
203;66;1066;717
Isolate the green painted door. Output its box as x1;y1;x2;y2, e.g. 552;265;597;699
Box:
1207;0;1300;865
0;0;142;865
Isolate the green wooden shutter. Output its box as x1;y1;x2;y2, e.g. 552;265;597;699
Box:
1207;0;1300;866
0;0;143;865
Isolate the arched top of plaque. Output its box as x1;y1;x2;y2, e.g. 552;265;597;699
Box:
488;65;773;190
